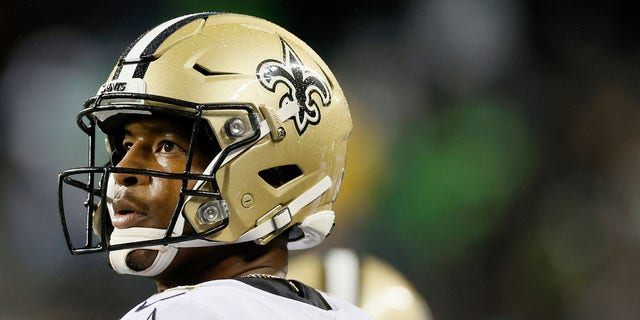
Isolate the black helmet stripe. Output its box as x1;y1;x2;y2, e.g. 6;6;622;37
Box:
113;12;214;80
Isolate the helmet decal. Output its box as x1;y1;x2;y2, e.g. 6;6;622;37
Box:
113;12;212;80
257;38;331;135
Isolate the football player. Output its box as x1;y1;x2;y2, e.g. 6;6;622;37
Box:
58;12;371;319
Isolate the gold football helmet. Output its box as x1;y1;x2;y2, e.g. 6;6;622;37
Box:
58;12;351;276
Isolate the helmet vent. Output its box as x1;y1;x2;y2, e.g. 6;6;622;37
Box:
193;63;238;77
258;165;303;188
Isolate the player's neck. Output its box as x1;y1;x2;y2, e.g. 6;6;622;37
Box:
153;235;289;292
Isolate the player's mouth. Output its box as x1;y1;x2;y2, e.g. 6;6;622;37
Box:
111;198;147;229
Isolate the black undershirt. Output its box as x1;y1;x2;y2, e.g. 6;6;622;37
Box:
234;277;332;311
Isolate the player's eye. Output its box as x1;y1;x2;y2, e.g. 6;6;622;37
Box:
162;141;175;152
159;141;185;154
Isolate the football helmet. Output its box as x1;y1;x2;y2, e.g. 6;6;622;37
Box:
58;12;351;276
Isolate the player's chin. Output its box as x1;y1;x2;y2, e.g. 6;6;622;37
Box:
125;249;159;271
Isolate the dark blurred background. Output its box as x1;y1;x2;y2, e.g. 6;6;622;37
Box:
1;0;639;319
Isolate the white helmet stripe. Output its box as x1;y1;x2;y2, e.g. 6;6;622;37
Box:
115;12;210;80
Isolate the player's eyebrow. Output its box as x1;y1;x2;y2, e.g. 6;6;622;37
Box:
123;120;192;139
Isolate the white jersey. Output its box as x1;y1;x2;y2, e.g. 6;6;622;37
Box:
119;278;373;319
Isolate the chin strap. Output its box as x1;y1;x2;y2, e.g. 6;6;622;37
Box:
234;176;333;246
108;227;179;277
107;175;334;277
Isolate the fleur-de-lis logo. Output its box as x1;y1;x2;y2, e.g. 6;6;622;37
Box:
257;38;331;135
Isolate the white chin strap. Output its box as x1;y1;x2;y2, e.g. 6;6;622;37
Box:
108;227;180;277
106;175;335;277
106;174;192;277
107;198;219;277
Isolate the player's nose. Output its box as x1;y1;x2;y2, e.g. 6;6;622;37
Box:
112;143;151;186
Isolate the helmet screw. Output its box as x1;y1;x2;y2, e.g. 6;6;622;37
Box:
241;193;254;208
197;201;227;224
225;118;246;137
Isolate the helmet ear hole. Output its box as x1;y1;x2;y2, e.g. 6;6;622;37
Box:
258;165;303;188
